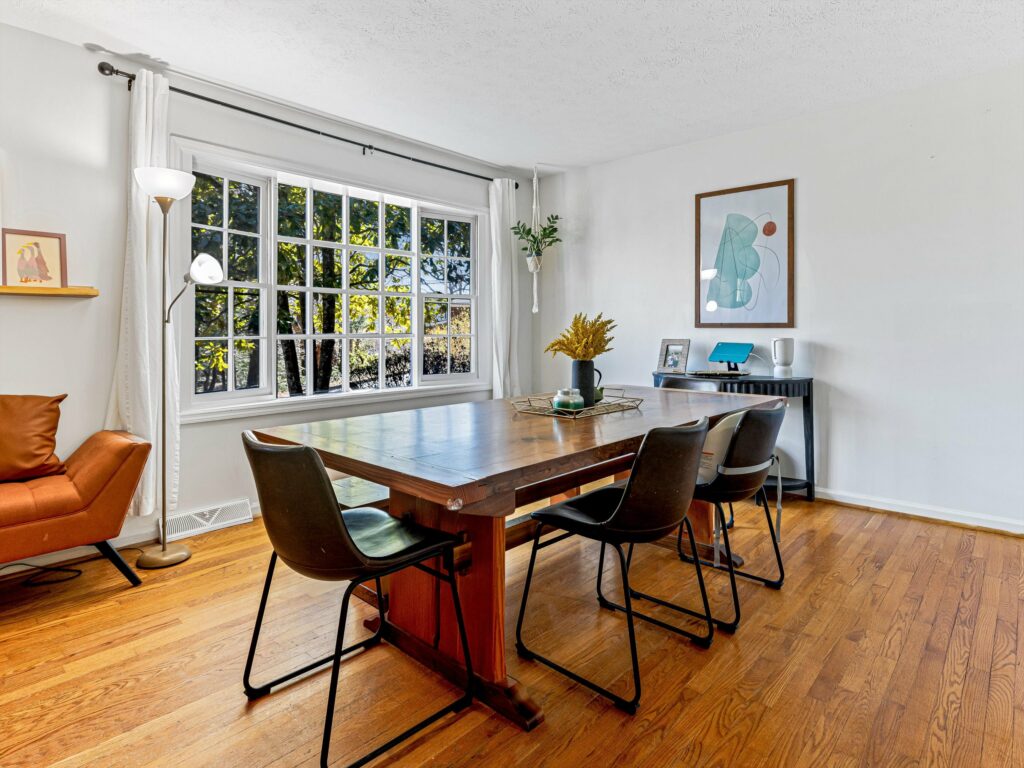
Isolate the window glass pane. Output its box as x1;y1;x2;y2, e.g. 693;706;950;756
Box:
420;257;445;293
276;291;305;334
228;181;259;233
385;338;412;388
313;190;344;243
192;227;223;265
278;184;307;237
348;294;379;334
385;203;411;250
423;337;448;376
228;233;259;282
277;241;306;285
195;286;228;336
313;292;344;334
420;217;444;257
384;296;411;334
195;340;228;393
348;339;380;390
234;340;261;390
348;251;379;291
313;246;343;289
384;255;412;293
424;299;447;335
447;258;471;295
312;339;344;394
349;197;379;247
447;220;471;258
450;300;471;335
234;288;261;335
450;337;471;374
276;340;306;397
192;173;223;227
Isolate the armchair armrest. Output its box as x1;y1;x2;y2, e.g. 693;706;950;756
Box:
65;430;152;507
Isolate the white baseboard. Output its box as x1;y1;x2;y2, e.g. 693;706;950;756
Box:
816;487;1023;535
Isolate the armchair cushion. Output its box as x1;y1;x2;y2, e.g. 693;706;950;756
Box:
0;475;82;528
0;394;68;482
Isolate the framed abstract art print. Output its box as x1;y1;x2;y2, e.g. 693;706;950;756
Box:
695;179;794;328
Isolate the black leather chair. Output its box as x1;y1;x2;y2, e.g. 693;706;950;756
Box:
658;376;720;392
515;420;710;714
678;402;787;632
241;432;474;768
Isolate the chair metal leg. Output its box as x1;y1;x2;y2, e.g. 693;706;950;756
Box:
678;491;785;591
597;520;716;645
518;530;641;713
321;580;356;767
714;503;742;632
93;540;141;586
243;552;384;700
726;502;735;529
322;548;475;768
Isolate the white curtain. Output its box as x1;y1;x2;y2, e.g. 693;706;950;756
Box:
106;70;179;517
489;179;521;398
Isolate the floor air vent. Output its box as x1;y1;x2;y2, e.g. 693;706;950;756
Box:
161;498;253;542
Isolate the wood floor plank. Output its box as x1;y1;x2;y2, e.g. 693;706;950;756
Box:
0;498;1020;767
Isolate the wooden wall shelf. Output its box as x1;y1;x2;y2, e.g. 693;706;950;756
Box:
0;285;99;298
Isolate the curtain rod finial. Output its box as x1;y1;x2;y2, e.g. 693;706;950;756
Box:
98;61;116;76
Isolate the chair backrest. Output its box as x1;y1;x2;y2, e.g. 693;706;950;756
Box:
659;377;720;393
604;419;708;539
705;402;786;500
242;431;365;580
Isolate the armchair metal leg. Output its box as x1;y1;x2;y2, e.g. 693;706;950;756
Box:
596;517;715;646
93;541;142;586
518;527;641;713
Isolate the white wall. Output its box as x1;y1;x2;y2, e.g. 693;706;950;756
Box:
535;62;1024;533
0;23;534;563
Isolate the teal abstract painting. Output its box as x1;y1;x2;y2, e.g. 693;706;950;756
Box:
696;180;794;327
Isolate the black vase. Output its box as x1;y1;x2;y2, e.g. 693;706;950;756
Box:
572;360;601;407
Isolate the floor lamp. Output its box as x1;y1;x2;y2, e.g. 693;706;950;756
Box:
133;167;225;569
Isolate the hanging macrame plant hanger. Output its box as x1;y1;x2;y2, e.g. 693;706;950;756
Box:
526;166;542;314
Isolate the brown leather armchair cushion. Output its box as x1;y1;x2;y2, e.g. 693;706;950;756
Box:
0;394;67;482
0;430;151;563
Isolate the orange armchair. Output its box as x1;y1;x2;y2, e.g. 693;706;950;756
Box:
0;431;151;585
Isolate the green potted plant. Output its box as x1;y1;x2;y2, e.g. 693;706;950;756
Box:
511;214;561;313
545;312;616;406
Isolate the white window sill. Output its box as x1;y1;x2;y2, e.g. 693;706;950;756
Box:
180;381;492;425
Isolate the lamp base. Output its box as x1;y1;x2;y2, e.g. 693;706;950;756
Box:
136;541;192;569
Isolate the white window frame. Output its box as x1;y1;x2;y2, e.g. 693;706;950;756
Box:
172;140;491;422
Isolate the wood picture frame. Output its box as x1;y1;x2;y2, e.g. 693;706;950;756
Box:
2;229;68;289
657;338;690;374
695;179;794;328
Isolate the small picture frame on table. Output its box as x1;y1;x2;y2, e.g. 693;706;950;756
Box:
657;338;690;374
2;229;68;288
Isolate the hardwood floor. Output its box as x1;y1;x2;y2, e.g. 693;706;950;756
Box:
0;498;1020;767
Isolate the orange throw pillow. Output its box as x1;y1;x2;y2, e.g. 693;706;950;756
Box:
0;394;68;482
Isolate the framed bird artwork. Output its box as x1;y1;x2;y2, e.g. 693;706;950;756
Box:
2;229;68;288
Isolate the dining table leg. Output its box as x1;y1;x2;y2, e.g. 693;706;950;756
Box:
380;489;544;731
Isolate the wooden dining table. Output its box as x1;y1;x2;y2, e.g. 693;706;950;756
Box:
254;384;783;729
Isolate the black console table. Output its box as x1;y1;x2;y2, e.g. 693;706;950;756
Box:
652;372;815;500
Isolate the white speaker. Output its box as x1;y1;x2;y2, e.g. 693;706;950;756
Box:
771;337;794;379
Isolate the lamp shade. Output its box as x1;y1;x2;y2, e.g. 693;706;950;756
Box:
189;253;224;285
134;167;196;200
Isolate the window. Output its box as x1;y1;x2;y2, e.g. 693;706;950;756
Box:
190;171;266;395
186;159;480;411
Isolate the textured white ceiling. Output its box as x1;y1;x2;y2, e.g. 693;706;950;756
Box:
3;0;1023;169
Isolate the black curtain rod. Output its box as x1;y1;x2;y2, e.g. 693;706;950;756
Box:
97;62;516;188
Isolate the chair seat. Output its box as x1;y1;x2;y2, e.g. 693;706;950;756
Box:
343;507;457;565
532;486;640;542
